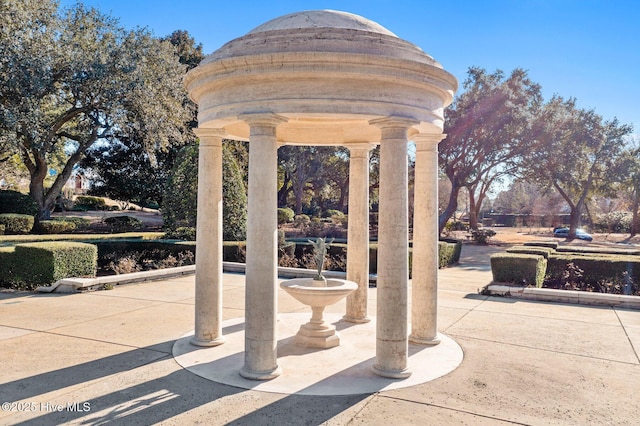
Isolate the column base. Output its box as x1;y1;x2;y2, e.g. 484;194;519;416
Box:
239;365;282;381
190;336;226;347
409;334;441;346
342;314;372;324
371;364;412;379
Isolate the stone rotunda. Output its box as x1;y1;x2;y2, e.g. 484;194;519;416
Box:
183;10;458;381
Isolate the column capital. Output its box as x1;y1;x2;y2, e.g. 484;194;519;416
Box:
193;128;225;146
345;142;376;153
412;133;446;151
369;116;419;130
238;112;288;127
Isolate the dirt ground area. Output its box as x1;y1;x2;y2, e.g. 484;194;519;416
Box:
447;227;640;248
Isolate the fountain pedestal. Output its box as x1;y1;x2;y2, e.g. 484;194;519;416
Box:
280;278;357;349
296;306;340;348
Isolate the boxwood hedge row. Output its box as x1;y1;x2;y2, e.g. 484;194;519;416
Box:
493;243;640;289
0;242;97;289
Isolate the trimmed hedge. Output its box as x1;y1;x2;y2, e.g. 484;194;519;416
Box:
163;226;196;241
0;190;38;216
440;239;463;264
74;196;106;210
1;242;97;289
0;213;34;234
506;245;554;259
555;246;640;256
546;254;640;286
223;241;246;262
523;241;559;250
51;216;91;230
0;246;17;281
95;240;197;267
491;253;547;288
37;220;77;234
104;215;143;233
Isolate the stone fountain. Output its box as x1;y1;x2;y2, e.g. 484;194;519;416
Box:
280;238;357;348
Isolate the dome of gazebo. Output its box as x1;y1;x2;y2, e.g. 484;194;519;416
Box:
185;10;457;144
247;10;397;37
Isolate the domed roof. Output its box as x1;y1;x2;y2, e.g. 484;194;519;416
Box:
247;10;397;38
186;10;458;143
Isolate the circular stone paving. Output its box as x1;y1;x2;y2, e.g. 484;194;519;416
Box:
173;313;463;396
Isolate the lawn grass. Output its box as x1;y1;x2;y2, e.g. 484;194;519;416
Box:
0;232;164;246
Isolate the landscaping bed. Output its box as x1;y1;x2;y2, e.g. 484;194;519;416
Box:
491;242;640;296
1;237;463;291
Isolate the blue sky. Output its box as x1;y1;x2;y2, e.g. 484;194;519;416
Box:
60;0;639;132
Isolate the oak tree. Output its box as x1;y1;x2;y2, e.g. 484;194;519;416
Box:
0;0;191;222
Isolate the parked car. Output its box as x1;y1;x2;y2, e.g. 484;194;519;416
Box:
553;227;593;241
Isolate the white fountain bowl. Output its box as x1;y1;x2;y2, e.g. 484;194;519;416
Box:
280;278;357;307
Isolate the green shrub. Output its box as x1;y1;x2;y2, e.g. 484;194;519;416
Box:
438;241;455;268
0;213;34;234
8;242;97;289
0;224;4;235
75;196;106;210
367;243;413;277
104;215;143;233
293;214;311;228
51;216;91;230
164;227;196;241
439;239;462;266
163;144;248;241
0;246;17;284
546;254;640;286
506;246;554;259
593;211;632;234
491;253;547;288
37;220;77;234
445;220;468;232
0;190;38;216
471;229;496;244
222;241;246;262
322;209;344;218
277;207;295;224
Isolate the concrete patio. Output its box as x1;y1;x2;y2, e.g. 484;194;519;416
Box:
1;245;639;425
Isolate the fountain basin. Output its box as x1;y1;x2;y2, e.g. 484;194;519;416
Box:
280;278;357;307
280;278;357;348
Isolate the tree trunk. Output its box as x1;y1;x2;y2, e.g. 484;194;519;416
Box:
337;180;347;212
294;180;304;214
28;155;50;224
277;172;291;207
631;189;639;237
468;190;479;230
438;184;461;234
568;198;584;239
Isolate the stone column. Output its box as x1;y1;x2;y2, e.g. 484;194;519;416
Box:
191;128;226;347
344;143;375;323
370;116;418;379
409;133;446;345
239;113;287;380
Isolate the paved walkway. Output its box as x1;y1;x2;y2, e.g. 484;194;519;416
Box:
1;245;639;425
